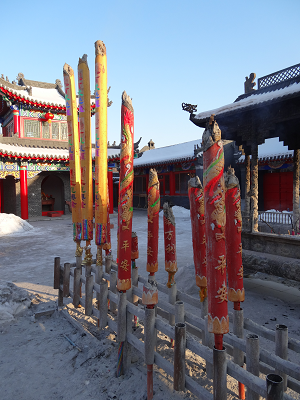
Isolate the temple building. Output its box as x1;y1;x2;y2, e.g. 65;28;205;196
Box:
187;62;300;232
133;139;238;208
0;73;119;218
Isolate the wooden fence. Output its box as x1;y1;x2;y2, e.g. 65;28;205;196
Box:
54;256;300;400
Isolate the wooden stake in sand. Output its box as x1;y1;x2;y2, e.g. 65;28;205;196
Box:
78;54;93;266
63;63;82;256
94;40;108;266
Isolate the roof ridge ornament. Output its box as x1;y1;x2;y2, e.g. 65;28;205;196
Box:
244;73;256;94
182;103;197;114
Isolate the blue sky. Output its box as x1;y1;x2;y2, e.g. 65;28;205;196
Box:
1;0;300;149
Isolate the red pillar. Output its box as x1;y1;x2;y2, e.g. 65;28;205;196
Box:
13;109;19;136
0;179;3;212
108;169;113;214
20;166;28;220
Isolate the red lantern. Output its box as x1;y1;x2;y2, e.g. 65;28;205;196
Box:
44;112;54;124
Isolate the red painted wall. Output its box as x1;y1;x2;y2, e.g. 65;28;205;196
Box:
264;171;293;211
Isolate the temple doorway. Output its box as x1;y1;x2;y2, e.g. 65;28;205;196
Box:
41;175;65;215
2;176;16;214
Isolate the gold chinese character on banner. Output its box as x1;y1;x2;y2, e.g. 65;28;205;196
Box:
166;244;175;254
237;243;242;255
147;247;153;256
237;265;243;279
165;230;173;240
215;255;226;275
122;240;130;251
120;260;129;272
215;282;228;303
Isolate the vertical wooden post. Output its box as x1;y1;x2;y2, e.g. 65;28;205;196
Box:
99;280;108;328
204;315;214;380
213;346;227;400
293;149;300;233
233;308;245;400
110;270;117;314
174;322;186;391
250;144;259;232
168;283;177;327
54;257;63;307
175;301;184;324
73;266;81;307
144;307;155;399
85;275;94;316
275;324;288;391
117;291;127;377
63;263;71;297
54;257;61;290
245;154;251;217
20;165;28;220
246;334;260;400
266;374;284;400
13;109;19;135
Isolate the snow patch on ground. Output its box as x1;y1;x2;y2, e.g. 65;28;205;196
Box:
0;281;31;323
0;213;34;236
159;205;190;219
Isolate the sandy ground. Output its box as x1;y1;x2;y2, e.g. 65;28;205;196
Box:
0;210;300;400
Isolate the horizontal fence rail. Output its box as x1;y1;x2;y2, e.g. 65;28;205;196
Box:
54;256;300;400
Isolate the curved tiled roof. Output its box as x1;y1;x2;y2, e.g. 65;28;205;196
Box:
193;82;300;124
134;139;201;168
0;75;96;113
0;139;120;162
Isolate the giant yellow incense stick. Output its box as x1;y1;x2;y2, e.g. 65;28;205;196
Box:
78;55;93;263
63;63;82;256
94;40;108;265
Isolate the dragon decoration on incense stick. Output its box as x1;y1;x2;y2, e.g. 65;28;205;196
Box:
203;115;229;335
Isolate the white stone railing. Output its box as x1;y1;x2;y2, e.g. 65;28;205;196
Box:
258;211;292;225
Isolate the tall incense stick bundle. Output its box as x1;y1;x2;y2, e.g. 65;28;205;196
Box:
163;203;177;288
188;176;207;303
147;169;160;275
203;115;229;346
103;183;112;255
225;166;245;305
78;55;93;262
117;91;134;291
63;63;82;255
94;40;108;265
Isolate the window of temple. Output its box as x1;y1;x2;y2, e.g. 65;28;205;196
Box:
42;122;50;139
61;122;68;140
24;119;40;138
52;122;60;139
133;176;146;193
4;120;14;137
175;172;190;194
